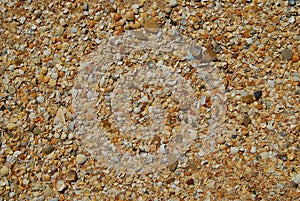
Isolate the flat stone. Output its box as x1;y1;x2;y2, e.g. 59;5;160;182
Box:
7;123;18;131
144;18;159;33
281;49;293;60
242;94;255;104
76;154;88;165
292;174;300;184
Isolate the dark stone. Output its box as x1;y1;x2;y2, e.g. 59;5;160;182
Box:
254;91;262;101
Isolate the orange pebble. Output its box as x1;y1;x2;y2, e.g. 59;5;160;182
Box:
292;53;299;63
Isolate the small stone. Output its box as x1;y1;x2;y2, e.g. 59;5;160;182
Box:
242;94;255;104
288;0;296;6
33;10;42;18
56;26;64;37
230;147;239;154
292;53;299;63
7;123;18;131
124;10;135;21
253;91;262;101
112;13;121;22
55;107;65;124
281;49;293;60
76;154;87;165
170;0;178;7
186;178;194;185
245;167;253;175
0;166;9;176
166;177;175;184
56;180;67;192
66;170;77;182
71;26;78;34
292;174;300;184
144;18;159;33
267;80;275;88
168;160;178;171
42;144;54;155
134;31;148;40
167;153;178;171
242;116;251;127
260;152;269;160
250;146;256;153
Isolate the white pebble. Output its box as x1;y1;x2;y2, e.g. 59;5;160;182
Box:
76;154;88;165
250;146;256;153
230;147;239;154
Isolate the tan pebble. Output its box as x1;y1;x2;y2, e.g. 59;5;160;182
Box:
55;107;65;124
167;153;178;171
43;76;50;83
48;79;56;87
124;10;135;21
0;166;9;176
7;123;18;131
287;153;294;161
245;167;253;175
144;18;159;33
76;154;87;165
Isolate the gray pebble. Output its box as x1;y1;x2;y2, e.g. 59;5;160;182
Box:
170;0;178;7
281;49;293;60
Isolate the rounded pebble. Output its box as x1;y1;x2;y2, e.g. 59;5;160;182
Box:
76;154;88;165
0;166;9;176
281;49;293;60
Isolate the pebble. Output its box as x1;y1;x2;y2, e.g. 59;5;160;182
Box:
250;146;257;154
56;180;67;192
292;174;300;184
124;10;135;21
230;147;239;154
66;170;77;182
76;154;88;165
186;178;194;185
42;144;54;155
170;0;178;8
6;123;18;131
144;18;159;33
0;166;9;176
253;91;262;101
281;49;293;60
55;107;65;124
241;94;255;104
267;80;275;88
260;152;269;160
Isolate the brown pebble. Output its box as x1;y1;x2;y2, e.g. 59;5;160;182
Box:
166;177;175;184
186;178;194;185
42;144;55;155
66;170;77;182
144;18;159;33
242;94;255;104
242;116;252;127
168;160;178;171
